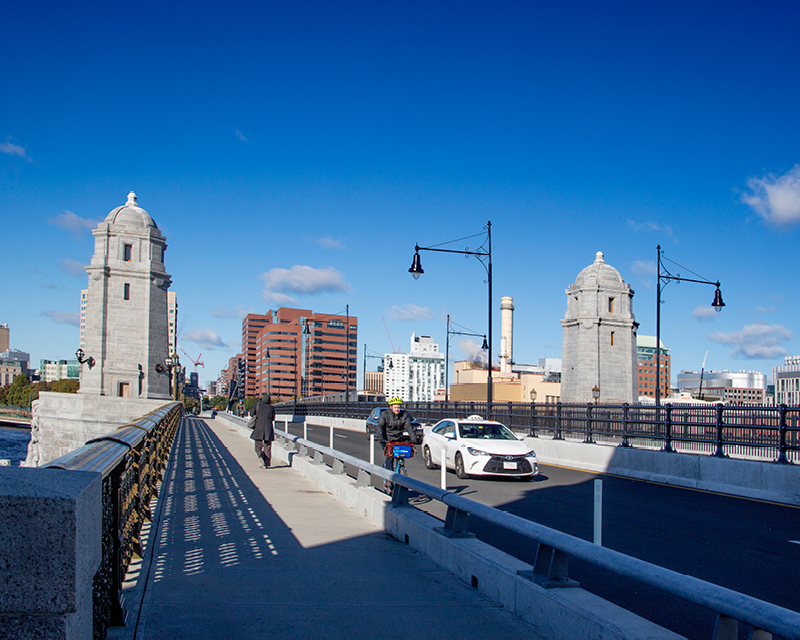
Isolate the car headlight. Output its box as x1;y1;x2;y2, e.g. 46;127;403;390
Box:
466;447;490;456
525;451;537;459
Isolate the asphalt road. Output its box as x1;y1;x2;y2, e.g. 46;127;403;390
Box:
284;421;800;640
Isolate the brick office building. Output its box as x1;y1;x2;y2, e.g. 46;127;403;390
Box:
242;308;357;401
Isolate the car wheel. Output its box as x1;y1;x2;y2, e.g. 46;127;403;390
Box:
455;452;468;479
423;445;437;470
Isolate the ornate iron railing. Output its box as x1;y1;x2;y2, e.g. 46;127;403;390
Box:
279;400;800;463
44;402;182;640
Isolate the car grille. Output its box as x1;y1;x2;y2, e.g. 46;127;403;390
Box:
482;456;533;474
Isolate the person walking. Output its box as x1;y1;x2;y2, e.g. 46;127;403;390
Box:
250;394;276;468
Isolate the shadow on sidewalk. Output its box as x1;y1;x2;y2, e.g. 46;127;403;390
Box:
124;417;525;640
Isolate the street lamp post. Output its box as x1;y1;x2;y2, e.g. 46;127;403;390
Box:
656;245;724;406
409;222;493;417
445;314;487;402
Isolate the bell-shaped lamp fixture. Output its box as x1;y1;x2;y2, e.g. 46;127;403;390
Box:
481;336;488;350
712;287;725;313
409;251;424;280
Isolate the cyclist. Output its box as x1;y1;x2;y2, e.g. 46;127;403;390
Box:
378;396;414;476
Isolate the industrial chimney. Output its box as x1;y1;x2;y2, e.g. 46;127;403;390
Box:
500;296;514;376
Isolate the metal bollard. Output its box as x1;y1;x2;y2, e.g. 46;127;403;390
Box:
369;433;375;466
593;478;602;546
329;424;334;449
440;448;447;490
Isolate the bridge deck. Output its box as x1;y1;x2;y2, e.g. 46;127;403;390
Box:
110;415;544;640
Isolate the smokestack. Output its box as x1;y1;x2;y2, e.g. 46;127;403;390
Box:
500;296;514;376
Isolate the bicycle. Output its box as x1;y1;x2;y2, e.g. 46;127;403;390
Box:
383;441;415;493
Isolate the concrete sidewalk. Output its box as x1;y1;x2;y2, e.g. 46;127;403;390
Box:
111;415;543;640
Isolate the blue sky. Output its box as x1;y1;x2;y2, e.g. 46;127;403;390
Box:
2;1;799;390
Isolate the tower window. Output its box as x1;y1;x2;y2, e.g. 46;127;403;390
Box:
608;298;615;313
124;283;130;300
610;331;615;346
124;244;132;261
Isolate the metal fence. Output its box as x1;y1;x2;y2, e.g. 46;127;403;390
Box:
278;399;800;463
273;424;800;640
45;402;183;640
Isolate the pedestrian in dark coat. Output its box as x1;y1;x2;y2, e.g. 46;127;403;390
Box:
250;394;276;468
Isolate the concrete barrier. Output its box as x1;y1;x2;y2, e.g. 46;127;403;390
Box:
0;468;101;639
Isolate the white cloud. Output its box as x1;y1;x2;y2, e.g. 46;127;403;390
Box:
626;219;675;239
210;306;255;319
458;338;487;366
41;310;80;326
261;265;350;303
315;236;345;249
755;305;776;314
742;165;800;227
182;328;229;350
631;260;658;278
48;210;98;237
0;140;33;163
235;129;249;142
708;324;792;359
58;259;87;278
389;303;435;322
692;305;717;320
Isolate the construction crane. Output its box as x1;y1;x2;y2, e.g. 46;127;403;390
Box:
178;345;204;371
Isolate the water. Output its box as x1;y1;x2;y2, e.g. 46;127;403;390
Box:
0;426;31;465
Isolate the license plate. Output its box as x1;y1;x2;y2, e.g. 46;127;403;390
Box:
503;461;517;470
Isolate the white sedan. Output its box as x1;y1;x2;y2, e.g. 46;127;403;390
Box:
421;415;538;479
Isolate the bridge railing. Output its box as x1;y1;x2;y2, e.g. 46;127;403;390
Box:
44;401;183;639
279;400;800;463
273;423;800;640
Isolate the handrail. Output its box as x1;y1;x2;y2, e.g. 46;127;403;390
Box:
44;401;183;639
275;425;800;640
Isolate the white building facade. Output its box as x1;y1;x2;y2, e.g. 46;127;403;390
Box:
384;333;445;402
676;369;767;404
772;356;800;406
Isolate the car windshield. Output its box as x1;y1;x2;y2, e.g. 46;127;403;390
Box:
458;423;517;440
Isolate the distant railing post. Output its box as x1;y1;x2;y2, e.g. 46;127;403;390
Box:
663;405;674;452
554;402;563;440
776;404;789;464
619;403;631;447
529;402;537;437
584;403;595;444
713;404;727;458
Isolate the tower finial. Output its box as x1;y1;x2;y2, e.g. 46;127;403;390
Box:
127;191;137;206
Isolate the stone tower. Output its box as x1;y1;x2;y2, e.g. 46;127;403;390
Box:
560;251;637;403
80;192;172;399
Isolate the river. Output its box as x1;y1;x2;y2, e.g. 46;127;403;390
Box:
0;425;31;465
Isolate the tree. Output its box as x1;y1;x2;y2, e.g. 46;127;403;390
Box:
51;379;79;393
6;374;31;407
183;396;200;414
243;396;259;413
210;395;227;409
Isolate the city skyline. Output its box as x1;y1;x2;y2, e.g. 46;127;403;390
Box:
2;2;799;390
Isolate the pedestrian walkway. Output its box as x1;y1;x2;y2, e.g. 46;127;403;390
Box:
111;415;544;640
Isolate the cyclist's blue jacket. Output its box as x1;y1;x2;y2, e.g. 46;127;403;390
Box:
377;408;412;444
